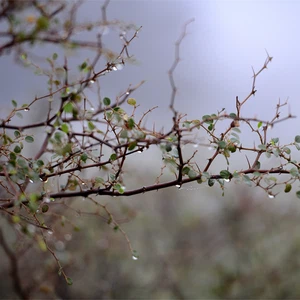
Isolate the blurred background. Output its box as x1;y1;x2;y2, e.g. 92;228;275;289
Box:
2;0;300;299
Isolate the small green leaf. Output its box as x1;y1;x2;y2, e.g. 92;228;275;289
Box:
128;141;137;151
218;141;226;149
127;118;135;129
14;131;21;138
80;153;88;163
257;121;263;129
258;144;267;150
36;160;44;167
103;97;111;106
208;178;215;187
290;167;299;177
284;184;292;193
296;191;300;199
88;121;95;130
165;143;172;152
120;130;128;139
66;277;73;286
63;102;73;113
228;144;236;153
265;152;271;158
36;16;49;31
52;53;58;60
12;99;17;107
295;136;300;143
14;145;21;153
188;169;198;179
10;152;17;161
182;166;190;175
208;124;214;131
202;115;213;124
220;170;231;179
110;153;117;161
79;61;87;70
127;98;136;106
25;136;34;143
61;123;69;133
12;215;21;223
229;113;237;118
42;205;49;213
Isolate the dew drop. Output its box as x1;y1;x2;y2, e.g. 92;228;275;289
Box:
224;179;231;183
90;107;95;111
64;233;72;241
55;240;65;251
175;184;181;189
132;255;139;261
44;197;51;203
29;179;34;183
23;107;30;112
115;63;123;71
47;230;53;235
193;144;199;148
89;79;95;84
126;91;130;95
268;193;275;199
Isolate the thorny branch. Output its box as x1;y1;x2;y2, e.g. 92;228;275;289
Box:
0;0;298;292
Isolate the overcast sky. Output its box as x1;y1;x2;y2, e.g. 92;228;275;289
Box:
1;0;299;144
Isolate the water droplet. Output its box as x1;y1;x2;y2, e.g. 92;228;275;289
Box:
99;25;109;35
44;197;51;203
55;240;65;251
132;255;139;260
126;91;130;95
47;230;53;235
64;233;72;241
112;66;118;71
268;193;275;199
268;124;273;130
224;178;230;183
89;79;95;84
193;144;199;148
24;107;29;112
29;179;34;183
90;106;95;111
175;184;181;189
137;150;143;153
115;63;123;71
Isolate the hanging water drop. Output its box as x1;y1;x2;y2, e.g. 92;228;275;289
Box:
24;107;29;112
268;193;275;199
224;178;230;183
132;255;139;261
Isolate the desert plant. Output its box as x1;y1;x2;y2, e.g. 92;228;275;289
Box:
0;0;298;299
